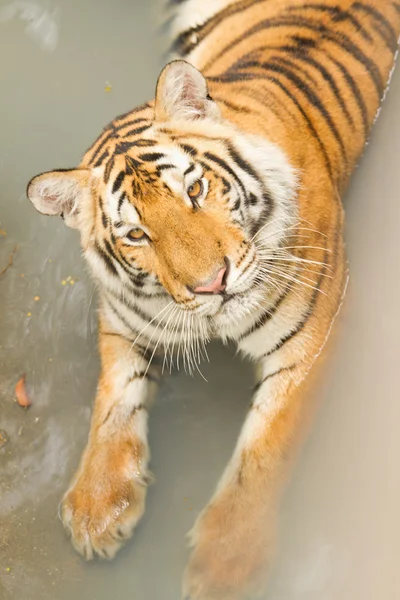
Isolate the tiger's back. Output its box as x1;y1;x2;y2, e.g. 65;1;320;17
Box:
171;0;400;187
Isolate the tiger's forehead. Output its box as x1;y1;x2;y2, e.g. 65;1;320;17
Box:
89;122;205;224
83;102;179;167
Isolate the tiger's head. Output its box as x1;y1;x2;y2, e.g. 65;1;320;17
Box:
27;61;297;329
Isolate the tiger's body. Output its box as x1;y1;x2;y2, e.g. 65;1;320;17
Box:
27;1;400;598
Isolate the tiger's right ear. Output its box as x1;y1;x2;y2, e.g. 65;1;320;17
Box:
155;60;220;122
27;168;90;229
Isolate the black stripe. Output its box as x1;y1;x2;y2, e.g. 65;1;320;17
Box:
104;239;122;267
89;131;113;166
353;2;399;51
226;142;263;184
206;16;384;98
113;103;151;124
104;299;148;348
262;251;328;358
128;372;158;386
211;72;333;179
87;107;151;164
117;191;127;215
104;296;138;332
180;144;198;156
101;237;145;283
203;151;248;200
103;241;144;284
125;155;141;174
104;157;115;184
269;55;318;86
253;365;297;394
238;284;293;341
124;125;152;137
115;117;149;132
228;80;298;124
287;3;373;42
94;148;110;168
115;141;141;155
99;197;108;229
126;139;157;147
171;0;267;56
112;171;125;194
394;2;400;14
94;242;118;276
107;288;175;332
184;164;196;176
324;52;370;137
222;177;231;194
257;61;347;161
292;35;317;48
100;330;135;343
277;46;355;127
139;152;165;162
125;283;166;300
157;164;175;172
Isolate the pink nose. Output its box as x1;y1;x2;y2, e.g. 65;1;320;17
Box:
194;266;227;295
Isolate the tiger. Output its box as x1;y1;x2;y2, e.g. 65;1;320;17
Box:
26;1;400;598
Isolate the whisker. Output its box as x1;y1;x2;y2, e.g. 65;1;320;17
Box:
258;265;328;296
258;255;333;279
257;255;332;273
143;305;177;380
141;302;176;362
160;304;180;374
129;300;173;355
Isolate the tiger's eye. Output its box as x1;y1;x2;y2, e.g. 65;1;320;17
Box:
187;179;203;201
127;228;146;241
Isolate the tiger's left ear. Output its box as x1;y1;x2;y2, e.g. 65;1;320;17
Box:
155;60;220;122
27;168;90;229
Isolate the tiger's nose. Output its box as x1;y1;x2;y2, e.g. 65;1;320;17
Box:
193;264;227;295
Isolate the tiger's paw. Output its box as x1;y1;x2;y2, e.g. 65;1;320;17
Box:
183;496;273;600
60;443;150;560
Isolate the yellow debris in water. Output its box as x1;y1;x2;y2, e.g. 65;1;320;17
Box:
69;279;75;285
34;295;40;302
61;280;66;285
27;312;32;317
0;229;6;236
20;273;24;278
105;83;112;92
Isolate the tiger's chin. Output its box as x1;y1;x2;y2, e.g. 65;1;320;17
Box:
203;287;267;340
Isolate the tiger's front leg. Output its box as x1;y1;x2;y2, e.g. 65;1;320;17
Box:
183;360;308;600
60;316;158;560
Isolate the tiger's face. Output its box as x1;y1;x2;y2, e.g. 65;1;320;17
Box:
27;61;297;327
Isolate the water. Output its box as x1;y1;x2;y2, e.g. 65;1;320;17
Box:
1;1;400;599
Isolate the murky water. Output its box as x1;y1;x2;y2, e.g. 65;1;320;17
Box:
1;2;400;599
